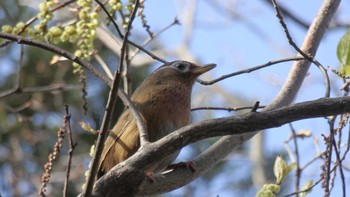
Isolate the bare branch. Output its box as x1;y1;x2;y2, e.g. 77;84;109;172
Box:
262;0;309;29
129;18;180;62
82;1;149;196
39;106;70;196
331;126;346;195
63;105;77;197
289;123;301;194
94;0;166;63
0;32;112;86
197;57;304;85
266;0;339;109
270;0;331;98
191;105;265;112
0;84;82;99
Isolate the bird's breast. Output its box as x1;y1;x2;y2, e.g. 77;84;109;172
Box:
136;85;191;142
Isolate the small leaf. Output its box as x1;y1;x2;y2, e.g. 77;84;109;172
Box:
255;184;280;197
49;55;68;65
338;64;350;76
274;157;295;185
284;162;296;176
274;156;286;185
89;144;95;157
337;29;350;76
296;130;312;138
300;180;313;197
80;122;98;134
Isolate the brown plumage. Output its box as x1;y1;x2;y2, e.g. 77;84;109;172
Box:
98;60;216;178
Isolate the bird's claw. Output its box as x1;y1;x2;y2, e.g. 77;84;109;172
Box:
145;171;155;183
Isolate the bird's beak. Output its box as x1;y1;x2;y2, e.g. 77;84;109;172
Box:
192;63;216;75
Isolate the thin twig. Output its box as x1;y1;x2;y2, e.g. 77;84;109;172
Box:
196;57;304;85
18;45;24;89
300;153;323;170
94;0;167;63
289;123;301;195
283;178;323;197
191;105;265;112
117;90;148;144
270;0;330;98
63;105;77;197
0;84;82;99
263;0;309;29
129;17;180;61
340;123;350;162
94;53;113;79
117;0;149;145
95;0;149;142
82;1;148;196
0;1;15;23
284;142;295;162
0;45;24;98
82;73;122;197
123;44;131;95
324;118;336;196
83;68;121;195
331;132;346;196
0;32;112;86
39;107;69;196
250;101;260;112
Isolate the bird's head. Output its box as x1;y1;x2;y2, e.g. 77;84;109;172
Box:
152;60;216;84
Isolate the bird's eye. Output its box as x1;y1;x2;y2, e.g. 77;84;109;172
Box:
176;63;186;71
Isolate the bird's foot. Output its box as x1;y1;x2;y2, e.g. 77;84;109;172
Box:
167;161;196;172
145;171;155;183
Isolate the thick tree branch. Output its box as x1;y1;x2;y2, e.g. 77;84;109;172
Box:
92;96;350;196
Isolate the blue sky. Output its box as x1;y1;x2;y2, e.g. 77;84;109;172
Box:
134;0;350;196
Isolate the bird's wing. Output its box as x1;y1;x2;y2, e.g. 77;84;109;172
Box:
98;110;132;171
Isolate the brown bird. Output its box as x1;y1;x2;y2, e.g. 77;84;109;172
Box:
98;60;216;178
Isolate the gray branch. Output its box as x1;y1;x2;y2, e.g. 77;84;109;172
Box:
92;97;350;196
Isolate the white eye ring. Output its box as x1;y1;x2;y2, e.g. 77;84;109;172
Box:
171;61;190;72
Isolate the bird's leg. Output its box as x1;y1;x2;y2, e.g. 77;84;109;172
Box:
167;161;196;172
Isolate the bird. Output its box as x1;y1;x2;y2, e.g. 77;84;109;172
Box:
97;60;216;178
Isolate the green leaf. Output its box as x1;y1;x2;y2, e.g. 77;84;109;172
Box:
300;180;313;197
79;121;98;135
273;156;296;185
337;29;350;75
274;156;286;184
255;184;280;197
